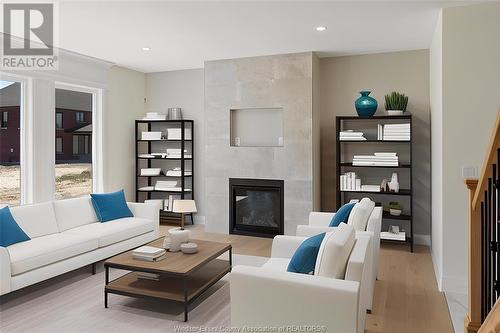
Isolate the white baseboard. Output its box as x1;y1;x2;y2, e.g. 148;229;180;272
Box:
414;233;431;246
431;251;443;291
441;274;467;294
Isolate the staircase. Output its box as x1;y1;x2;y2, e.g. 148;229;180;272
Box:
465;110;500;332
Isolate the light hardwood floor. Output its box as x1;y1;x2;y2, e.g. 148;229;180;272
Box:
164;224;454;333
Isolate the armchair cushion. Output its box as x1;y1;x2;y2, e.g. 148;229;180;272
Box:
287;232;325;274
347;198;374;231
90;190;133;222
0;207;30;247
315;223;355;278
329;203;355;227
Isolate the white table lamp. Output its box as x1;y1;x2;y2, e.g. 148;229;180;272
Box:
172;199;197;229
169;200;197;252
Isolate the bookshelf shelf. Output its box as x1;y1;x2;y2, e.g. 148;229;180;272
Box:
135;119;194;226
336;115;414;251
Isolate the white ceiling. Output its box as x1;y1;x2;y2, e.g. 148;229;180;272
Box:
51;1;480;72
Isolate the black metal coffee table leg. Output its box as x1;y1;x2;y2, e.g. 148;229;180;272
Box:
104;265;109;308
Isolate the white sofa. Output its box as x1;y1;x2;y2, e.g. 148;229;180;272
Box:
1;196;159;296
231;224;372;333
296;201;382;312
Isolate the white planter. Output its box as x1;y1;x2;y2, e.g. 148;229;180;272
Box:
386;110;405;115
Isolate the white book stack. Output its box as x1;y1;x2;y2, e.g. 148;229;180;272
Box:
137;272;162;281
142;112;167;121
361;185;381;192
165;167;192;177
132;246;166;262
164;194;182;211
154;180;177;191
166;148;191;158
378;123;410;141
340;172;362;191
339;130;367;141
352;152;399;167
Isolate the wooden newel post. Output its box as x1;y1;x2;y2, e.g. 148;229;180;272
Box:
465;179;481;333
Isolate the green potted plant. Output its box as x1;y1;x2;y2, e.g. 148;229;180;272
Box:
387;201;402;216
384;91;409;115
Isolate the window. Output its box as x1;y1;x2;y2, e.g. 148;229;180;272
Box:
56;112;63;129
0;80;22;206
55;88;93;200
56;137;63;153
76;111;85;123
1;111;7;128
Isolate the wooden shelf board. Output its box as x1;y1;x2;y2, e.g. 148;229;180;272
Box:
341;189;411;196
340;162;411;168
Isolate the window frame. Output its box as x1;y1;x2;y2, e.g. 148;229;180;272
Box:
55;111;63;129
55;82;103;194
55;137;63;154
1;111;8;128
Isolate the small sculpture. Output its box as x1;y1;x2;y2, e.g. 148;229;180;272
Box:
388;173;399;193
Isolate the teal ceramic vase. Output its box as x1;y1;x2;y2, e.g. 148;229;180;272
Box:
355;91;378;117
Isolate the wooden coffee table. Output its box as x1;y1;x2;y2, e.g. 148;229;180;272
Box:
103;238;232;321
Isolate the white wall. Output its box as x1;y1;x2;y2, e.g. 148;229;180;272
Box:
430;10;443;290
145;69;205;223
432;2;500;293
104;66;146;200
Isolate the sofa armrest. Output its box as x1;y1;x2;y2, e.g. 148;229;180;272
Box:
0;247;11;295
308;212;335;227
296;225;335;237
270;235;306;259
230;265;360;333
127;202;160;237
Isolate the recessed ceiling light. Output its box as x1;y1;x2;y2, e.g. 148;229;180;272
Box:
316;26;327;32
142;47;150;51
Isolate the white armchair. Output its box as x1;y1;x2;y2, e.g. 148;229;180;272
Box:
230;233;372;333
296;206;382;312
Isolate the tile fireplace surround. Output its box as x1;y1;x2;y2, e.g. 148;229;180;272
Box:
203;52;321;235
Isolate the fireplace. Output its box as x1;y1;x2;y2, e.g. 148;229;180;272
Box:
229;178;284;238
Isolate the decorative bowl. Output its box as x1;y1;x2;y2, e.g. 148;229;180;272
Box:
390;209;402;216
181;242;198;254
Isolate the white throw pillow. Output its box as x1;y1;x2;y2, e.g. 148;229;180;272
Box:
347;198;374;231
314;223;355;278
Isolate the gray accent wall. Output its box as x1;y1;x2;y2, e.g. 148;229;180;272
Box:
320;50;431;239
204;52;320;234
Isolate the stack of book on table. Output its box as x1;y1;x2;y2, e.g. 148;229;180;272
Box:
339;130;366;141
352;152;399;166
378;123;411;141
132;246;166;262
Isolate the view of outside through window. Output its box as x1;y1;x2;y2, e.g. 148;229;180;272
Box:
55;88;93;199
0;80;21;206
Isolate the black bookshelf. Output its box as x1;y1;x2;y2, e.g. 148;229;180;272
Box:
135;119;194;225
336;115;414;252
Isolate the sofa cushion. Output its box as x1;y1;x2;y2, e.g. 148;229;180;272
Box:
314;223;355;279
53;196;98;232
347;198;374;231
63;217;155;247
7;233;98;275
90;190;133;222
287;232;325;274
262;258;291;271
0;206;30;247
329;203;355;227
10;202;59;238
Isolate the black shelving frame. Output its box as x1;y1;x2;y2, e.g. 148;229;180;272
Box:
135;119;194;225
335;115;414;252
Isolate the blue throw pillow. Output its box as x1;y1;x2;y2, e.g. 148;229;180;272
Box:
287;233;326;274
0;206;30;247
90;190;133;222
329;203;356;227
